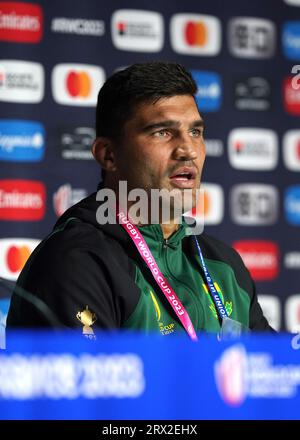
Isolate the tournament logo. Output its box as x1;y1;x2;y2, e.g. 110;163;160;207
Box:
215;343;300;405
228;17;276;58
0;179;46;221
214;345;248;406
191;70;222;112
52;63;105;106
53;184;87;217
149;290;175;336
0;2;43;43
170;13;221;55
111;9;164;52
0;119;45;162
76;305;97;340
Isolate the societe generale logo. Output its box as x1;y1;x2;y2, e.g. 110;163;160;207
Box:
0;179;46;221
170;13;221;56
0;2;43;43
0;238;40;281
285;295;300;332
51;63;105;106
283;130;300;170
111;9;164;52
228;128;278;170
283;76;300;115
257;294;281;331
0;60;44;103
233;240;279;281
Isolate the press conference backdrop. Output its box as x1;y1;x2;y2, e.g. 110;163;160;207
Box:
0;0;300;331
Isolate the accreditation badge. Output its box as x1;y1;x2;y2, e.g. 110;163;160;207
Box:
218;316;248;341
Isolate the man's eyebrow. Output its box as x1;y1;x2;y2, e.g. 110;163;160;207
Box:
142;120;179;132
193;119;205;128
142;119;205;132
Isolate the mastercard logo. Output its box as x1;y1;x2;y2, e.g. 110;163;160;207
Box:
6;245;31;273
52;64;105;106
190;190;210;217
184;21;207;46
66;71;91;98
197;184;224;225
0;238;40;281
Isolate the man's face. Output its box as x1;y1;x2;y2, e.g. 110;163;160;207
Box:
111;94;206;217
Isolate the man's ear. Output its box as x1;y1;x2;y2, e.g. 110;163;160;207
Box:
92;137;117;172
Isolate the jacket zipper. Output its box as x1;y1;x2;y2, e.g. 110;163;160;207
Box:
160;239;202;329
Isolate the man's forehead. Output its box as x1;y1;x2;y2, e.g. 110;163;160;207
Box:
134;95;203;123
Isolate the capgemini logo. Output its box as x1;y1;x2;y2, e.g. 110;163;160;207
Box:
214;344;248;406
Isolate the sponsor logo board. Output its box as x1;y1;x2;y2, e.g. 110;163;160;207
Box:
111;9;164;52
170;13;221;55
0;119;44;162
0;60;44;103
52;63;105;106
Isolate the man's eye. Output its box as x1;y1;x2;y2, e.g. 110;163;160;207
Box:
154;130;169;137
190;128;203;137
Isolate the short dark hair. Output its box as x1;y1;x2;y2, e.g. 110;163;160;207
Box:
95;61;197;139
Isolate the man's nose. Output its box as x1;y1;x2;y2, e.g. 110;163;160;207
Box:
172;133;198;161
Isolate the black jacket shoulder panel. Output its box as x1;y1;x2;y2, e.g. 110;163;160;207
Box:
7;218;140;329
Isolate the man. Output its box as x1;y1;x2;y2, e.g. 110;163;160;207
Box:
7;62;272;337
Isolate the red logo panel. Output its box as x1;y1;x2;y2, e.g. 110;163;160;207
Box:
233;240;279;281
0;179;46;220
283;76;300;115
0;2;43;43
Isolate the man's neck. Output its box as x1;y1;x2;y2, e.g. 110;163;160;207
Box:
160;222;180;239
104;180;182;239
